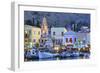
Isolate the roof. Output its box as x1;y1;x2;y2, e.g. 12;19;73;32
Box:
51;27;67;31
64;31;76;35
24;25;33;30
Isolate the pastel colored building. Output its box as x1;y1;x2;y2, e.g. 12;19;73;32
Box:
63;31;77;47
63;30;90;48
51;27;67;45
32;26;41;45
24;25;33;49
76;32;90;45
24;25;41;48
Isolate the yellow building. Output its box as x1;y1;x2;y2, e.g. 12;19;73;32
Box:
24;25;41;49
32;26;41;45
24;25;33;50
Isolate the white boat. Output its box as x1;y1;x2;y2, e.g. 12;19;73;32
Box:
38;51;57;59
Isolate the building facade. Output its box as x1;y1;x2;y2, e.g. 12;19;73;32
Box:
63;31;77;48
76;32;90;46
32;26;41;45
63;30;90;48
24;25;33;50
24;25;41;49
51;27;67;45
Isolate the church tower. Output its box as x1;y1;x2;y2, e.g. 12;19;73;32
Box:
40;17;48;45
41;17;48;36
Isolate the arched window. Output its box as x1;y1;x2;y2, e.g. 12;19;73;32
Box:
53;32;55;35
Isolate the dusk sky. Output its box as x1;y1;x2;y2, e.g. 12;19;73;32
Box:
24;11;90;32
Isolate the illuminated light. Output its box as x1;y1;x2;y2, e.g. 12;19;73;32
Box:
26;30;28;33
54;46;59;50
42;30;45;34
29;42;33;48
62;47;65;50
83;47;86;51
54;46;59;52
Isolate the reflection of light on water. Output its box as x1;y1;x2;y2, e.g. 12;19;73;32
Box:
57;57;59;60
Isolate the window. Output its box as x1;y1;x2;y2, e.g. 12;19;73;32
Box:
45;32;47;35
74;38;76;42
33;39;36;42
66;38;68;43
38;31;40;35
42;40;43;43
24;31;29;38
29;30;31;34
25;39;28;42
53;31;55;35
61;32;64;36
25;34;28;38
39;39;40;42
33;31;35;34
69;38;72;43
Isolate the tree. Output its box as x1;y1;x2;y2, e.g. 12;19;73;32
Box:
36;20;41;28
32;16;35;25
25;20;32;26
35;42;40;48
78;38;81;48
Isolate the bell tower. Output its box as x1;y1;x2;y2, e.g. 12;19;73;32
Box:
40;17;48;45
41;17;48;36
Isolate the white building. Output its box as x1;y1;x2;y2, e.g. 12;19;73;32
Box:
79;26;90;33
51;27;67;45
76;32;90;45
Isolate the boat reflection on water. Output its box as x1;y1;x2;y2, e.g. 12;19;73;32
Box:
39;54;90;61
24;51;90;61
